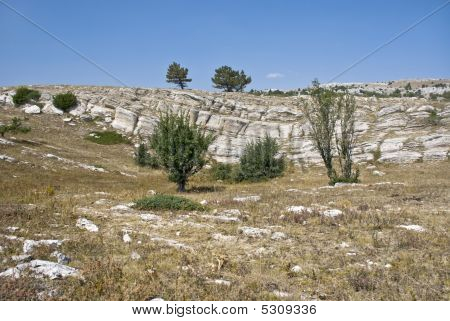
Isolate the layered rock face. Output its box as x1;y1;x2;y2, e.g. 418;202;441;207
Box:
1;85;449;164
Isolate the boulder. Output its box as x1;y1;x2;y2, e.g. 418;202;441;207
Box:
23;105;41;114
112;107;138;133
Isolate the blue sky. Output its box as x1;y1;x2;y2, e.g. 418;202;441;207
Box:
1;0;449;90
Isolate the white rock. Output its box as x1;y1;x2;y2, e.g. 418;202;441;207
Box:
321;209;343;217
202;215;240;223
396;224;426;232
111;107;138;133
140;213;162;221
131;251;141;260
211;233;238;242
42;102;63;115
0;259;79;279
200;200;208;205
50;251;71;264
0;138;15;145
372;170;385;176
11;255;32;263
23;105;41;114
233;195;261;202
238;226;271;238
208;279;231;286
290;265;302;273
0;155;16;162
23;239;63;254
271;232;287;240
123;233;132;243
286;206;312;213
76;218;99;232
63;117;72;123
147;189;157;195
110;204;132;211
272;290;291;298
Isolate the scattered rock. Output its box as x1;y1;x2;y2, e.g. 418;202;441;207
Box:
150;237;193;251
76;218;99;232
23;105;41;114
238;226;271;238
147;189;157;195
321;209;343;218
140;213;162;221
0;260;79;279
233;195;261;202
23;239;63;254
131;251;141;260
110;204;132;212
372;170;385;176
207;279;231;286
271;232;287;240
123;233;132;243
11;255;32;263
396;224;426;232
290;265;302;273
200;200;208;206
286;206;312;213
272;290;291;298
211;233;238;242
50;251;71;265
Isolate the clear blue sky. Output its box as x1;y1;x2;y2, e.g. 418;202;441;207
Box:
1;0;449;90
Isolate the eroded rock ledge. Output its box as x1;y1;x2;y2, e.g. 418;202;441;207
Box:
1;85;449;164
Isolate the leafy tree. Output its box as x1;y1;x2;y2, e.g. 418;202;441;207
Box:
12;87;41;106
166;62;192;89
53;92;77;112
211;66;251;92
0;117;30;137
235;135;285;182
150;111;215;192
301;80;358;185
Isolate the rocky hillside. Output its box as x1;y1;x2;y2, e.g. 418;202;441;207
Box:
1;83;449;164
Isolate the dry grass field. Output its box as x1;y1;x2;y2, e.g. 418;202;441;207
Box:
1;108;449;300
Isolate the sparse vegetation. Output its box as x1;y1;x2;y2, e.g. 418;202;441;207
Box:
166;62;192;90
53;92;77;112
133;194;205;211
85;131;130;145
134;143;159;168
12;87;41;106
150;111;215;192
212;66;251;92
0;117;30;137
209;162;234;181
427;110;441;126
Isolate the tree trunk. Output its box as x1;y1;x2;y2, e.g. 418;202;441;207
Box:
177;181;186;192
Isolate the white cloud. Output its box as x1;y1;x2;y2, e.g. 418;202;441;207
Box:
266;72;285;79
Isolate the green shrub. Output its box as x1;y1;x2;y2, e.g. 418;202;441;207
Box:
133;195;206;211
12;87;41;106
150;111;215;192
372;148;382;162
210;162;234;181
427;110;441;126
443;91;450;100
53;92;77;111
329;168;360;185
235;135;285;182
0;117;30;137
134;143;159;168
85;131;130;145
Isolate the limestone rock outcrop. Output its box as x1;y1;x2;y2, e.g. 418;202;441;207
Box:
1;85;448;164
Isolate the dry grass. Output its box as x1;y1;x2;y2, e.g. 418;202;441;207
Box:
0;108;449;301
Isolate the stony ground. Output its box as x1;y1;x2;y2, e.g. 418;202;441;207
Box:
0;108;449;300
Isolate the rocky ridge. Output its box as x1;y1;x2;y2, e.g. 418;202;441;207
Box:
1;84;449;164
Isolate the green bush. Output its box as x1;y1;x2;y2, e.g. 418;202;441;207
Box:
427;110;441;126
150;111;215;192
134;143;159;168
85;131;130;145
235;135;285;182
12;87;41;106
329;168;360;185
443;91;450;100
53;92;77;111
0;117;30;137
133;195;206;211
210;162;234;181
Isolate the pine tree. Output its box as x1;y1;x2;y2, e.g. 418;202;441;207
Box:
166;62;192;89
150;112;214;192
211;66;251;92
